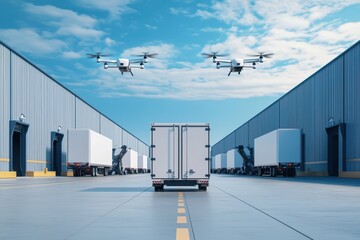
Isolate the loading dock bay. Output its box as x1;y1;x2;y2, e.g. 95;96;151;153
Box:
0;174;359;240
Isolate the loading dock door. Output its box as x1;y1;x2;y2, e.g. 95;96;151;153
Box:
326;124;346;177
51;132;64;176
9;121;29;176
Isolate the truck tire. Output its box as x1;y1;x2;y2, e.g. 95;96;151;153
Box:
271;167;277;177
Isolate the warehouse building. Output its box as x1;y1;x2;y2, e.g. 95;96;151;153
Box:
0;41;149;177
212;40;360;178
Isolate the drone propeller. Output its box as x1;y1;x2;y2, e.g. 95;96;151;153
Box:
133;52;158;58
247;52;274;59
86;52;111;59
201;52;228;58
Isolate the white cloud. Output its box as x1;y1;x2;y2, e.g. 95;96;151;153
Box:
76;0;135;19
121;44;179;69
62;51;82;59
105;37;116;47
0;28;66;55
170;7;190;15
24;3;103;41
145;24;158;30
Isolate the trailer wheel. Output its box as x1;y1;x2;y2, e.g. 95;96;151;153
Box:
271;167;277;177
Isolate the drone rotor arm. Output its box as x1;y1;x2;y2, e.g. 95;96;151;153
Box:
215;58;231;63
98;59;117;64
244;58;261;63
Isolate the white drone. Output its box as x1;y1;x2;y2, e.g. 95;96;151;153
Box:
87;52;158;76
202;52;274;76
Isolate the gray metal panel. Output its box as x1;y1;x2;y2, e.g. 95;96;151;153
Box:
235;123;249;148
223;131;236;152
344;42;360;171
11;53;76;171
248;102;280;148
100;115;123;148
122;130;137;150
278;56;344;172
211;140;224;156
75;98;100;132
0;44;10;170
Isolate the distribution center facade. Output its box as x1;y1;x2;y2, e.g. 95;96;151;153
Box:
212;40;360;177
0;41;149;177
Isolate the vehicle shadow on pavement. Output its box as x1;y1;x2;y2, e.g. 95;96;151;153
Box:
81;187;151;192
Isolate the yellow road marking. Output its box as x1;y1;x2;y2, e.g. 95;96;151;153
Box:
176;228;190;240
177;216;187;224
178;208;186;214
0;158;9;162
27;160;47;164
178;202;184;207
178;192;183;196
178;199;184;203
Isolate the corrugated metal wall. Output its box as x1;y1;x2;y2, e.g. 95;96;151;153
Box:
75;98;100;132
0;45;10;170
235;123;249;148
0;41;149;173
11;53;77;171
100;115;123;148
344;42;360;171
248;102;280;148
212;41;360;174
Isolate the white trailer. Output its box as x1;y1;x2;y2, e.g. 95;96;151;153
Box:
226;149;242;174
254;129;301;177
67;129;112;177
122;149;138;174
212;153;226;174
137;154;148;173
151;123;210;191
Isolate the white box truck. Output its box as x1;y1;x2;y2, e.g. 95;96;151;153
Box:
212;153;226;174
151;123;210;191
67;129;112;177
254;129;301;177
226;149;242;174
137;154;148;173
122;148;138;174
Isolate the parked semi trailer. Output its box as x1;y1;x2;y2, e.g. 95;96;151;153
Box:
67;129;112;177
212;153;225;173
122;149;138;174
137;154;148;173
254;129;301;177
226;149;243;174
151;123;210;191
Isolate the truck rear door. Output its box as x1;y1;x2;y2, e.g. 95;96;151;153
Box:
151;125;179;179
181;125;210;179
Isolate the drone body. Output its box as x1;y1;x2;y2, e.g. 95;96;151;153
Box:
203;52;273;76
87;52;157;76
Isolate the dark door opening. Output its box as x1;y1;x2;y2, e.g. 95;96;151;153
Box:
10;121;29;177
51;132;64;176
328;133;339;176
12;132;22;176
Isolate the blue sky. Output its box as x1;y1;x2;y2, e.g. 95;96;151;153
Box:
1;0;359;145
